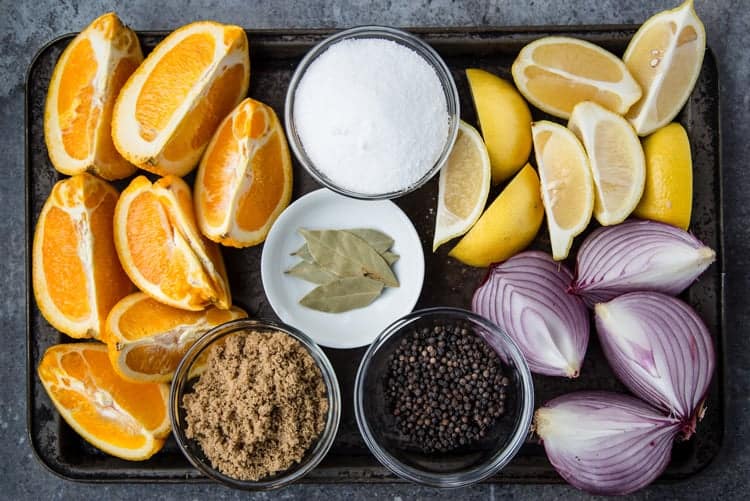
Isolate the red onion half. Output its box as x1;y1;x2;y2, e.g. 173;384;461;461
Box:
595;292;715;436
572;220;715;306
472;251;589;378
535;391;681;495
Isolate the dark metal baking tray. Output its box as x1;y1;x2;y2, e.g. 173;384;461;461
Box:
26;27;723;483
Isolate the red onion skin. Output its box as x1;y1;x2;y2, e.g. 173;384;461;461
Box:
535;391;681;496
472;251;588;378
572;220;715;307
595;292;715;437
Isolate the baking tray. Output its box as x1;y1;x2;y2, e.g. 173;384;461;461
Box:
26;27;723;483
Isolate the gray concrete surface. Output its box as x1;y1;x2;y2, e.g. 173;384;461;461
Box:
2;0;748;499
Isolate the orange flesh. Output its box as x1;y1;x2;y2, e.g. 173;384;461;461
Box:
126;191;174;286
62;349;166;432
170;179;200;227
135;33;216;141
39;345;167;443
162;63;245;161
200;101;288;233
111;296;243;378
54;386;150;448
532;43;624;82
42;206;90;320
246;105;266;138
90;190;132;322
124;345;185;376
91;12;118;38
201;117;237;228
97;57;140;170
123;183;223;306
525;66;623;114
58;38;99;160
237;131;285;230
117;296;207;340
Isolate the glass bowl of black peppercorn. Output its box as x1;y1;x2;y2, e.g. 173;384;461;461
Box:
354;307;534;487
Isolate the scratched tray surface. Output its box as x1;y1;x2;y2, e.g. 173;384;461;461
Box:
26;28;723;483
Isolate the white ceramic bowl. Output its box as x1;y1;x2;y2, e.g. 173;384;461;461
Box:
260;188;425;348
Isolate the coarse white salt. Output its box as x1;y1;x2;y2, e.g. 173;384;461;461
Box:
293;38;450;195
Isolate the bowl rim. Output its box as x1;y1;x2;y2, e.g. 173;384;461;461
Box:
353;306;535;488
169;317;342;490
284;25;461;200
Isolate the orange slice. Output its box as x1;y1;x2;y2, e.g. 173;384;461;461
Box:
112;21;250;177
44;12;142;180
104;292;246;382
32;173;134;339
194;98;293;247
38;343;170;461
512;36;642;119
114;175;231;311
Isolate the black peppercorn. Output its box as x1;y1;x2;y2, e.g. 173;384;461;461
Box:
384;322;510;453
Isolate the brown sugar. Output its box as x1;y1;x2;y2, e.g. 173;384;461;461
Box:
182;330;328;481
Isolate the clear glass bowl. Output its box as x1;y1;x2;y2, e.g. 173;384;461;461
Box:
354;307;534;488
169;318;341;490
284;26;460;200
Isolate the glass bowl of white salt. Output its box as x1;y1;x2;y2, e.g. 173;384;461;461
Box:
285;26;460;200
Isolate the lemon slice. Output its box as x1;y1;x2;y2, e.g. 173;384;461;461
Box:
465;69;532;184
532;121;594;260
512;36;642;119
624;0;706;136
449;164;543;267
568;101;645;226
433;120;491;251
633;123;693;230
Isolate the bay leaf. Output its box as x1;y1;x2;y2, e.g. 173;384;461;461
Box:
300;229;399;287
344;229;394;253
291;244;315;264
285;261;337;285
294;242;399;266
299;277;384;313
382;251;399;265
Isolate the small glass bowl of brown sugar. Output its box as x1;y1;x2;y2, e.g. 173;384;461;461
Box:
170;318;341;490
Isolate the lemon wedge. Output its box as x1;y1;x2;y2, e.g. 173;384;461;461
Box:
568;101;645;226
433;120;491;251
624;0;706;136
449;164;543;267
512;36;642;119
465;69;532;184
532;121;594;260
633;123;693;230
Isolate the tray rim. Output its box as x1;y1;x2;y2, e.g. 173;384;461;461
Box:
25;25;725;485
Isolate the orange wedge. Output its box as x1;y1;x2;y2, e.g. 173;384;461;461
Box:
112;21;250;177
32;173;134;339
512;36;642;119
44;12;142;180
194;98;293;247
37;343;170;461
104;292;246;383
114;175;231;311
